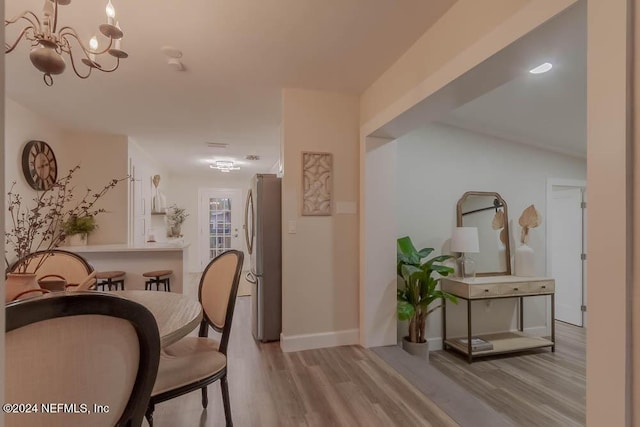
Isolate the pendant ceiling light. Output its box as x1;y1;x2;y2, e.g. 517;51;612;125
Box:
5;0;128;86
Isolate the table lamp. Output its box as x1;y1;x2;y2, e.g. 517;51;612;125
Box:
451;227;480;278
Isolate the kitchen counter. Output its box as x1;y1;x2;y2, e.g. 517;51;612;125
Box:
58;242;189;253
61;242;190;293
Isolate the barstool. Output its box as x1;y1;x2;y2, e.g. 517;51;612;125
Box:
96;271;126;291
143;270;172;292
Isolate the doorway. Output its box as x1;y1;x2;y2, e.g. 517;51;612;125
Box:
547;179;587;327
198;188;243;270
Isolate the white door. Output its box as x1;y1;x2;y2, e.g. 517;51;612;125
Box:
199;188;243;270
550;187;584;326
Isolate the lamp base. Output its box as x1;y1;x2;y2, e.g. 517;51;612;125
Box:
456;254;476;279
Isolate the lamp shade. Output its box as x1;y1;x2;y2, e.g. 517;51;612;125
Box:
451;227;479;253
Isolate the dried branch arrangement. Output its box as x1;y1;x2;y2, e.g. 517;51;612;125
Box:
519;204;541;244
5;165;128;273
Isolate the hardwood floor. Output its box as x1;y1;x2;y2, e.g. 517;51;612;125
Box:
430;322;586;427
153;295;458;426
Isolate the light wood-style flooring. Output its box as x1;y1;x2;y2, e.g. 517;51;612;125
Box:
154;295;458;426
430;322;586;427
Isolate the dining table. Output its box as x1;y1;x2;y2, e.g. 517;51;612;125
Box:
111;290;203;348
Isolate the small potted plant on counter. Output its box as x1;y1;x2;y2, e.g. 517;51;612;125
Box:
397;236;457;360
166;204;189;238
63;215;97;246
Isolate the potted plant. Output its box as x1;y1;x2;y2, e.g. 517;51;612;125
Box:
63;215;97;246
166;204;189;238
397;236;458;360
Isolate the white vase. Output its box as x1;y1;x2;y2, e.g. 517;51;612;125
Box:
515;244;535;276
68;233;88;246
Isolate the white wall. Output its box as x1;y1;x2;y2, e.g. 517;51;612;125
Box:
166;173;249;273
396;123;586;343
128;140;170;245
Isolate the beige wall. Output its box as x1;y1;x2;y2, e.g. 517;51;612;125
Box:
281;88;359;347
61;130;128;245
587;0;634;425
1;1;5;419
635;1;640;421
4;99;129;264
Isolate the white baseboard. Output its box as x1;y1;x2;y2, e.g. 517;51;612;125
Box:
427;337;444;351
280;328;359;353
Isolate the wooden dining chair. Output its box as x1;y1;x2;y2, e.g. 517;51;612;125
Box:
9;249;94;285
146;250;244;427
6;292;161;427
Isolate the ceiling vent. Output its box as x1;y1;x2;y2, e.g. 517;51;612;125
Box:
245;155;260;161
206;142;229;149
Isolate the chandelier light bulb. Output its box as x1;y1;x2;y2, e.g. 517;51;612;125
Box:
106;0;116;24
89;36;99;51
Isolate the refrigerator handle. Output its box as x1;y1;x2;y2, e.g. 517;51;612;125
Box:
246;271;257;284
244;189;255;255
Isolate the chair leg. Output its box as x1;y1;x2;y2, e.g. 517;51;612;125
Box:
146;403;155;427
167;277;171;292
221;375;233;426
201;386;208;408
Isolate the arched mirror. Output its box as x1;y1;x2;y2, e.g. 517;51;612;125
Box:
456;191;511;276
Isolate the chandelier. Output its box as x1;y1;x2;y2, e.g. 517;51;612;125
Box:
5;0;128;86
210;161;241;173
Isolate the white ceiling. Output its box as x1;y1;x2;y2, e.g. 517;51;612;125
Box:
5;0;456;178
441;2;586;158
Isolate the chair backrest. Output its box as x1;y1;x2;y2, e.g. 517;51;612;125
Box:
198;250;244;354
9;250;93;285
6;292;160;427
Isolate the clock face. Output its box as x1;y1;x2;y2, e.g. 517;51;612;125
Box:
21;140;58;191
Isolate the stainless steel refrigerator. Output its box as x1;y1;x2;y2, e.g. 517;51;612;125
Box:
244;174;282;342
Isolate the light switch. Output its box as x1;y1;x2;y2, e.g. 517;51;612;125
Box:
288;220;297;234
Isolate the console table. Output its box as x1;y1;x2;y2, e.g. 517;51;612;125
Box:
441;276;555;363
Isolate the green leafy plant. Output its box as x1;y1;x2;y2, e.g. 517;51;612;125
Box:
63;215;97;236
397;236;458;343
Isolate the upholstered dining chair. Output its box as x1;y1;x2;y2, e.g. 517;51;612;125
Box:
9;249;94;285
6;292;161;427
146;250;244;427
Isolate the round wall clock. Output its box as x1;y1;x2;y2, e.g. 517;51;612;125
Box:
21;140;58;191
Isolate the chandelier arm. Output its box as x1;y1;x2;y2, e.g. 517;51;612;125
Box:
5;11;41;30
95;58;121;73
5;26;33;54
59;28;114;55
66;45;92;80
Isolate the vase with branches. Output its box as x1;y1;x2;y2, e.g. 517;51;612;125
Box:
5;165;128;274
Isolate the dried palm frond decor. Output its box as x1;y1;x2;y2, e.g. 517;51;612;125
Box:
519;204;541;244
492;210;508;245
5;165;128;273
515;204;541;277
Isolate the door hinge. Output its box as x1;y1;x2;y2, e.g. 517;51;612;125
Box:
581;201;587;209
581;253;587;261
581;305;587;312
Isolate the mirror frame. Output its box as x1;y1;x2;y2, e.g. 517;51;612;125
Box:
456;191;512;276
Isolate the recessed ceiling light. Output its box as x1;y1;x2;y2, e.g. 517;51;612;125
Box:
529;62;553;74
